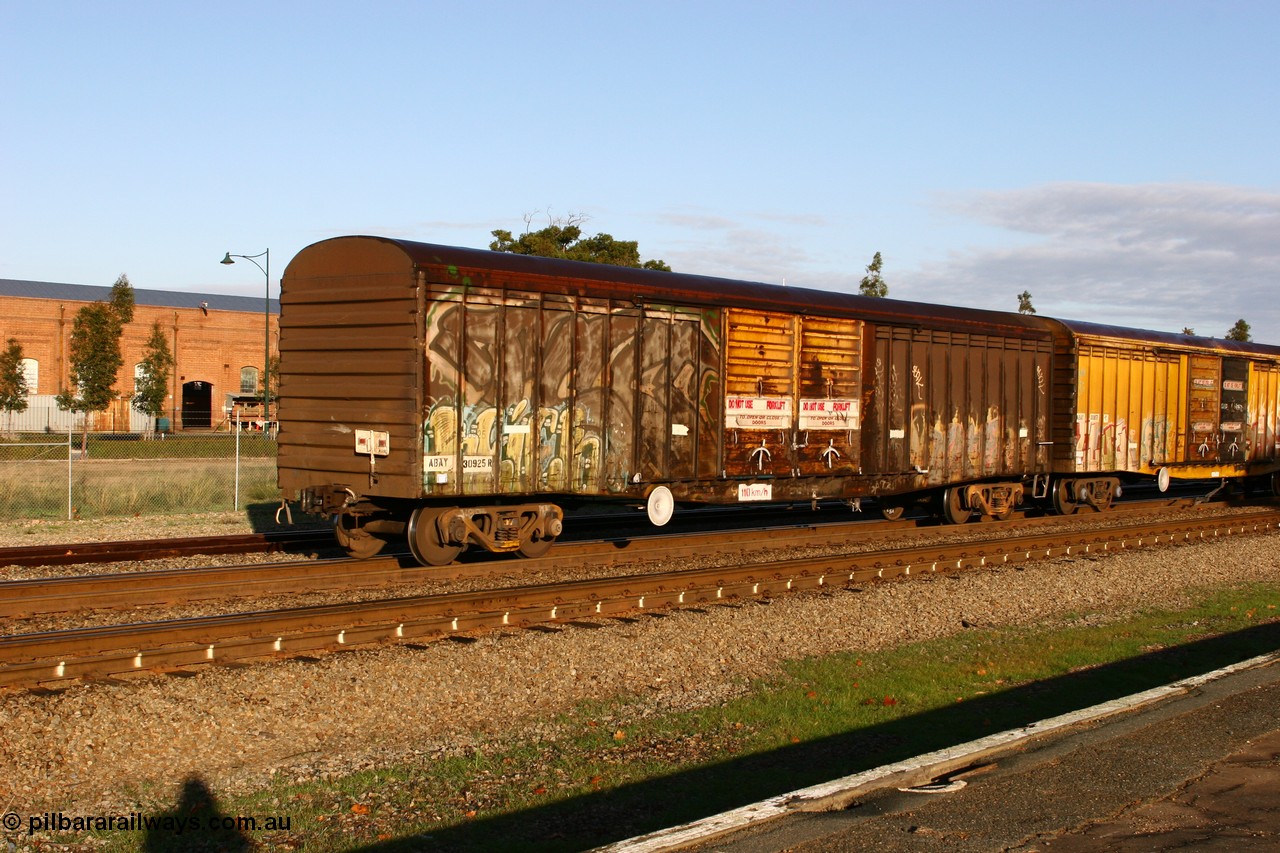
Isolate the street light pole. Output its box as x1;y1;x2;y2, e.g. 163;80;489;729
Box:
219;249;272;428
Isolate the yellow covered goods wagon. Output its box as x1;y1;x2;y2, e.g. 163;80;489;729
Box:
1044;319;1280;513
277;236;1055;564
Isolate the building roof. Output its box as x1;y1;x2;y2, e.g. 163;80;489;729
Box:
0;279;279;314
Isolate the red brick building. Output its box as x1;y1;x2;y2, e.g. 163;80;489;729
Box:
0;279;278;432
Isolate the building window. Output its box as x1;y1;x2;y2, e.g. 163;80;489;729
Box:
20;358;37;395
240;366;260;395
134;362;146;392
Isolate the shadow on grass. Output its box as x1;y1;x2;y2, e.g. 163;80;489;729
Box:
347;620;1279;853
141;777;253;852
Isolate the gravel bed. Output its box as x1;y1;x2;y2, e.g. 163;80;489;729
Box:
0;525;1277;818
0;511;292;548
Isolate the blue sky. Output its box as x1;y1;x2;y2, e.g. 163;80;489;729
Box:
3;1;1278;342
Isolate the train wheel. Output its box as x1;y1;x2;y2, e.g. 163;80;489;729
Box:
517;533;555;559
1052;480;1078;515
941;487;971;524
881;503;906;521
407;507;463;567
333;516;386;559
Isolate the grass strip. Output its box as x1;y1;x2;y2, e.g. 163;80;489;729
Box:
76;582;1280;852
0;434;277;460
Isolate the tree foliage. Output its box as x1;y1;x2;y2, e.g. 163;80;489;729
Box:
57;274;135;413
490;212;671;271
858;252;888;298
1016;290;1036;314
1225;318;1252;342
110;275;135;325
132;321;173;421
0;338;29;418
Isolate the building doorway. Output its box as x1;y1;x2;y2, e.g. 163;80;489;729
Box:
182;380;212;429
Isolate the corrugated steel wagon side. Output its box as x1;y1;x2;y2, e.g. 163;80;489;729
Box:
1043;319;1280;512
856;318;1055;522
280;236;1057;563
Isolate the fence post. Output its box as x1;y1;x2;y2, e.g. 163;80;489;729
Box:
234;411;241;511
66;418;73;521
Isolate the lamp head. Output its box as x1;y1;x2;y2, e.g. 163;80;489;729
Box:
220;253;235;265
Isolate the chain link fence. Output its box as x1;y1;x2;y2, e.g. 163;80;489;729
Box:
0;408;279;521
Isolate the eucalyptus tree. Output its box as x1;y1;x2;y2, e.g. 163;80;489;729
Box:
859;252;888;297
490;211;671;271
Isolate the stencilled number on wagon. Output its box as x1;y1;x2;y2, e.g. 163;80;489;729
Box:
424;455;455;472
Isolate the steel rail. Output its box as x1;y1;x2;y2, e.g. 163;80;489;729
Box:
0;514;933;617
0;491;1212;572
0;528;332;568
0;495;1215;618
0;559;438;618
1;510;1277;689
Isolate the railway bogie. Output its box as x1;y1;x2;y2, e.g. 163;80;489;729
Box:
277;237;1280;564
404;502;563;566
1050;476;1122;514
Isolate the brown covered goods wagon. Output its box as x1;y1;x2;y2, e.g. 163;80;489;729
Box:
279;237;1056;564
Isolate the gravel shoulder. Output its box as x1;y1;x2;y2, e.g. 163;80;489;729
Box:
1;525;1277;817
1;510;305;548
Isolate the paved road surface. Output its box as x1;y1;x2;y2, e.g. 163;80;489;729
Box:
664;654;1280;852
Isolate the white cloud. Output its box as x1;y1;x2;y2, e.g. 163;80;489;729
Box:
655;208;820;284
899;182;1280;341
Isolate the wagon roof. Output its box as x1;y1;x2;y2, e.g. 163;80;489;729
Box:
1049;317;1280;358
291;237;1280;354
297;236;1052;339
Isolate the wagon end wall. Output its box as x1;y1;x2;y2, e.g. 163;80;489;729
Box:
277;238;424;500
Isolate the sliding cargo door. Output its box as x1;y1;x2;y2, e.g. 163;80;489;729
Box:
537;300;576;490
593;301;719;492
865;327;939;479
865;327;1050;483
572;301;609;493
1184;355;1252;464
423;288;717;498
1186;355;1221;463
420;287;501;497
723;308;863;480
636;306;703;482
1218;358;1248;464
795;316;862;475
723;309;797;477
1248;362;1280;464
